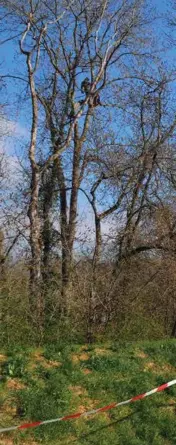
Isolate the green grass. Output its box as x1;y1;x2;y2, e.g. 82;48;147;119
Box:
0;340;176;444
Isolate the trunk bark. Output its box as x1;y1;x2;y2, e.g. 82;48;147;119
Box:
87;214;102;343
60;124;82;314
0;230;5;280
55;156;69;315
68;125;81;254
26;50;44;337
61;125;82;310
86;287;95;344
28;168;44;334
42;169;55;284
93;215;101;271
47;102;92;315
48;103;92;315
50;120;70;314
171;320;176;338
42;212;52;283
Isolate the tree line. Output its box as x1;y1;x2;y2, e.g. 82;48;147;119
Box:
0;0;176;344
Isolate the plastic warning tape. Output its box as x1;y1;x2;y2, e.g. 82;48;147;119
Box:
0;379;176;434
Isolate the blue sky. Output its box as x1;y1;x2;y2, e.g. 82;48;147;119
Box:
0;0;175;161
0;0;174;123
0;1;175;183
0;0;176;253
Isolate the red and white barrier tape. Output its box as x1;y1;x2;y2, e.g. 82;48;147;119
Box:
0;379;176;434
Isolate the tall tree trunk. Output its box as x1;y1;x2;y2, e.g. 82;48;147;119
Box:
59;125;82;314
42;211;52;283
49;117;70;314
41;169;55;285
0;229;5;280
24;47;44;337
68;125;81;255
55;156;69;315
28;168;43;334
59;182;69;315
47;102;92;315
93;215;101;272
87;213;102;343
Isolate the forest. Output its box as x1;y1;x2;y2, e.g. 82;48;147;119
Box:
0;0;176;346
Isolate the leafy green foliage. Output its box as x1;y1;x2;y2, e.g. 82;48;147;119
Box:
1;355;28;378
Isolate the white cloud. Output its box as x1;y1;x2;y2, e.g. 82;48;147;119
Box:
0;117;29;140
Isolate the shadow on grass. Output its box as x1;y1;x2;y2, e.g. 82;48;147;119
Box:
69;403;176;444
70;411;135;443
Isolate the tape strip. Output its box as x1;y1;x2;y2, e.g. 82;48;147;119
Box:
0;379;176;434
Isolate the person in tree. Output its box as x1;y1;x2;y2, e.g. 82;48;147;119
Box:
81;77;102;107
81;77;91;94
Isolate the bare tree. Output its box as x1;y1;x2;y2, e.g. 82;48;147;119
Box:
1;0;151;316
3;0;174;338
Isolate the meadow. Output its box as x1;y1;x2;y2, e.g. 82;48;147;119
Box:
0;340;176;445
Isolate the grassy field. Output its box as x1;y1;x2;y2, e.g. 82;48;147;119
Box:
0;340;176;445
